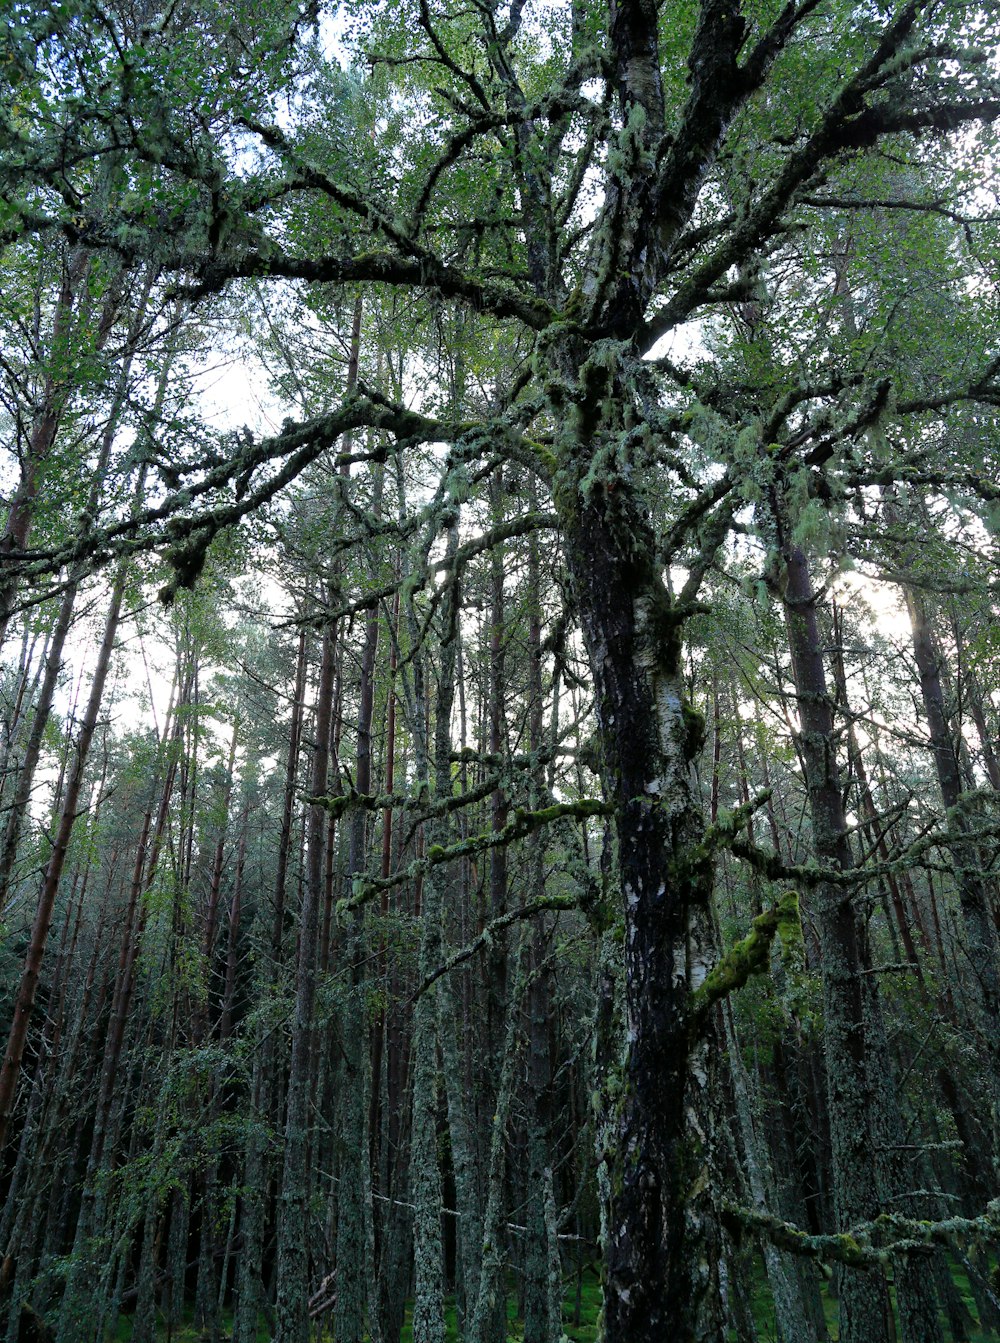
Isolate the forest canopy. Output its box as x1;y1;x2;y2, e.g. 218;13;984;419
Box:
2;1;1000;1341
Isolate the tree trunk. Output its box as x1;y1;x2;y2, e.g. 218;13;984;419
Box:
0;525;135;1149
777;533;945;1343
335;507;382;1343
274;623;335;1343
904;584;1000;1142
558;461;724;1343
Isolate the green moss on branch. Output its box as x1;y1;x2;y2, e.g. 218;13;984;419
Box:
721;1197;1000;1272
690;890;800;1028
340;798;612;914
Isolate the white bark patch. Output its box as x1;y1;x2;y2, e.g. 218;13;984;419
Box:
658;685;682;715
656;680;683;756
689;950;710;991
672;946;688;988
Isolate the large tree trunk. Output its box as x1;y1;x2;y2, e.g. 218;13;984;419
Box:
558;467;723;1343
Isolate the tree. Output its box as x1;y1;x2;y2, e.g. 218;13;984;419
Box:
4;1;1000;1339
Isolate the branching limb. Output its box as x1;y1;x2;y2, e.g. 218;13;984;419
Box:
721;1198;1000;1269
340;799;612;912
409;895;577;1003
690;890;801;1030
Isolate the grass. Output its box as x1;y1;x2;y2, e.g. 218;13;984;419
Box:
111;1258;997;1341
737;1254;998;1342
111;1269;604;1343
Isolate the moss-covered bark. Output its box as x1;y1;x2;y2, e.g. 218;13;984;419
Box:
555;397;726;1343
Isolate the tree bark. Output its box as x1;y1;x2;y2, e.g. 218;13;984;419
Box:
904;584;1000;1142
274;622;334;1343
558;456;724;1343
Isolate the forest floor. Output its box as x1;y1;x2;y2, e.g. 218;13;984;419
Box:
109;1261;997;1342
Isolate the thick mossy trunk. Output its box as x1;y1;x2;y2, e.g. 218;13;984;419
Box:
558;457;723;1343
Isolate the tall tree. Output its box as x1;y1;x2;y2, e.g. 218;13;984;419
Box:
5;2;1000;1340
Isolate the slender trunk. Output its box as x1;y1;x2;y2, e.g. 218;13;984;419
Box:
273;628;309;962
470;938;526;1343
0;590;77;912
487;477;509;1094
369;585;399;1200
830;602;924;978
274;624;335;1343
55;671;184;1341
904;585;1000;1141
965;666;1000;791
407;520;464;1343
779;538;893;1343
0;285;153;909
219;821;247;1041
0;251;89;653
203;718;240;976
376;587;410;1343
0;522;136;1149
335;515;382;1343
0;625;45;802
233;632;307;1343
778;534;942;1343
431;523;486;1335
724;1002;819;1343
523;520;562;1343
0;252;133;655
